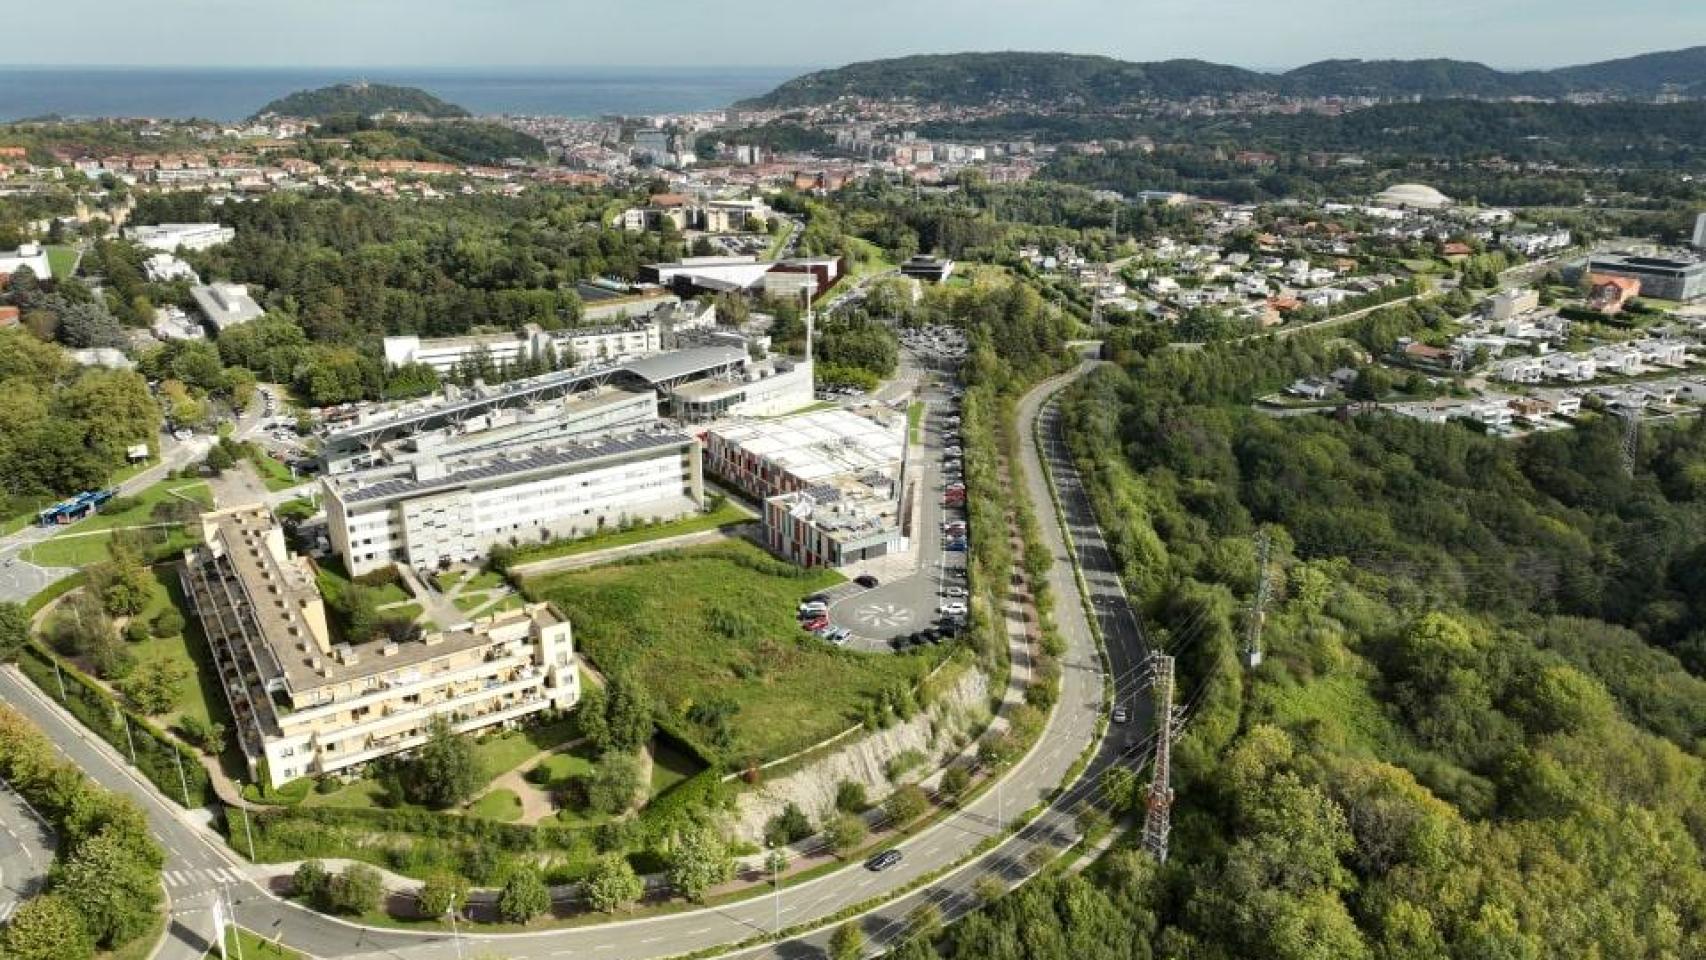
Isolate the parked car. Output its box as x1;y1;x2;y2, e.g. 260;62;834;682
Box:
939;601;968;617
802;616;829;631
945;540;968;552
798;601;829;619
941;586;967;599
855;574;880;589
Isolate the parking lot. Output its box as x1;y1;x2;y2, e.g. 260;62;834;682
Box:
796;333;972;653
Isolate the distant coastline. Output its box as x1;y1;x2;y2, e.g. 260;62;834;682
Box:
0;65;808;121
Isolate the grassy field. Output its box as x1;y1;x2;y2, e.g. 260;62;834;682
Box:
47;567;229;736
45;245;78;281
508;501;753;568
25;526;200;568
205;925;303;960
22;479;211;565
314;557;410;606
466;788;523;822
245;449;302;492
525;540;941;761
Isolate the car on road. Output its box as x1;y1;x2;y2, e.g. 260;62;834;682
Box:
1112;704;1130;724
864;849;904;872
854;574;880;589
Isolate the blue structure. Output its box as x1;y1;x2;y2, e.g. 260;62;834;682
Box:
37;489;117;526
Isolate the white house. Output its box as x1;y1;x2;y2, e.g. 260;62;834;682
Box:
1590;346;1642;376
1543;354;1597;382
1634;339;1688;367
1493;356;1544;384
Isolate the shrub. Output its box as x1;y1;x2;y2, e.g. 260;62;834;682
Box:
834;780;869;814
326;863;383;915
415;870;469;919
763;802;813;848
883;784;930;826
940;765;971;801
497;867;551;923
150;608;185;637
292;860;331;905
825;812;867;857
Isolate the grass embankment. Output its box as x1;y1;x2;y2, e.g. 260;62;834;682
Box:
908;400;925;443
524;539;944;762
504;500;753;568
203;925;303;960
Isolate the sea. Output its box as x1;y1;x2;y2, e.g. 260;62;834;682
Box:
0;66;808;121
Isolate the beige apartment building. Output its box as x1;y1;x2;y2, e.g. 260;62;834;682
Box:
180;505;580;788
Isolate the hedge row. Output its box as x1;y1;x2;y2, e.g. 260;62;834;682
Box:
16;640;212;807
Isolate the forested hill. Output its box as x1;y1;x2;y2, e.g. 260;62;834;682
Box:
251;83;470;120
737;46;1706;107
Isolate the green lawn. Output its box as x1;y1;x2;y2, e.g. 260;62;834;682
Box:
466;788;523;822
525;540;941;761
651;740;704;794
535;745;597;783
453;592;503;613
45;245;78;281
245;449;301;492
25;526;200;568
59;479;211;535
314;557;410;606
380;601;424;622
469;716;581;776
908;401;925;444
508;501;753;569
204;925;303;960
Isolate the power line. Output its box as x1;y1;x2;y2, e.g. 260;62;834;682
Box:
1139;653;1176;863
1244;529;1272;670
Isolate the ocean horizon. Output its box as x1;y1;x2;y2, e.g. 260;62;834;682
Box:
0;65;811;122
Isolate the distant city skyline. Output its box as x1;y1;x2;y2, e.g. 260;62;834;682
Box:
2;1;1700;72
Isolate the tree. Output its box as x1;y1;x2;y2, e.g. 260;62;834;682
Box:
415;870;469;919
119;660;187;715
327;863;384;915
825;812;867;858
830;921;866;960
583;853;644;914
603;670;654;753
585;751;644;815
883;784;930;826
405;716;484;808
1101;766;1139;813
667;825;734;902
576;685;610;751
0;894;94;960
497;866;551;923
53;827;164;946
0;601;27;661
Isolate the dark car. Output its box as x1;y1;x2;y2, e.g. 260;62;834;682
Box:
864;849;904;872
855;574;880;589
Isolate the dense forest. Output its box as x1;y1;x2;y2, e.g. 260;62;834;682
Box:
891;305;1706;959
252;83;470;120
739;47;1706;108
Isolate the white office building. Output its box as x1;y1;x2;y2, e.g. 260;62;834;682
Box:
324;429;705;576
190;282;265;331
125;222;236;252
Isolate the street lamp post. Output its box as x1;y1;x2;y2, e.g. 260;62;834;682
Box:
446;895;464;960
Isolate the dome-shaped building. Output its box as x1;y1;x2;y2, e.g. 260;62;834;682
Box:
1374;183;1453;210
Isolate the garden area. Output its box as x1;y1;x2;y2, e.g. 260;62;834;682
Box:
489;498;753;570
522;539;948;764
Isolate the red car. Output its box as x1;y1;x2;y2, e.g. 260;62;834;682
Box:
802;616;829;631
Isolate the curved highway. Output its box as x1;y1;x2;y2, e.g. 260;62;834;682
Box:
0;357;1155;960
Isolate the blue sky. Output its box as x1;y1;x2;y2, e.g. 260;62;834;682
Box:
4;0;1699;70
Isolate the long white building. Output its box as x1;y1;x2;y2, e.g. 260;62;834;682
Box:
124;222;235;252
323;428;705;575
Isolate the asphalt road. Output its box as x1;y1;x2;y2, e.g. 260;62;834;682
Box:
0;361;1152;960
0;776;54;925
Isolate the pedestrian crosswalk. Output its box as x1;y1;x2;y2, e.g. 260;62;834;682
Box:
163;866;249;889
